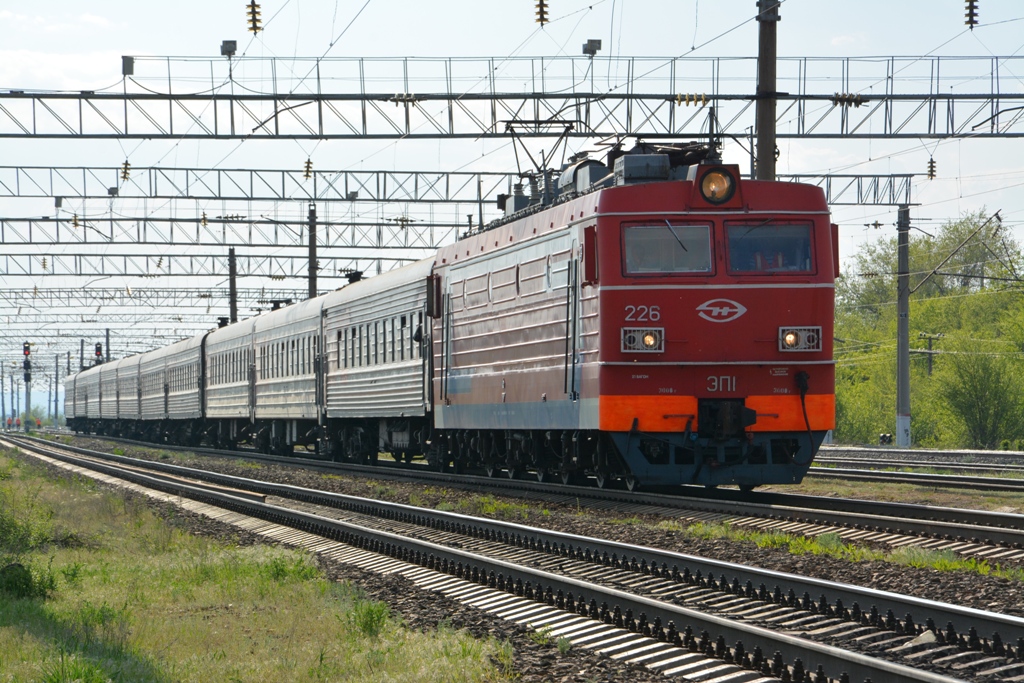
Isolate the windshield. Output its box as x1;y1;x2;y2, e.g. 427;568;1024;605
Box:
623;223;713;275
726;222;814;274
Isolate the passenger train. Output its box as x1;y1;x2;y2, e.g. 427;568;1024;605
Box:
66;142;836;490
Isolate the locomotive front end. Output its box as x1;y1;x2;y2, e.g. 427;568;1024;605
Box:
594;163;835;489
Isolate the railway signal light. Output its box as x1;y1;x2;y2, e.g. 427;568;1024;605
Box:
23;341;30;356
927;157;937;179
535;0;548;26
95;342;103;358
247;0;263;34
121;159;131;181
303;158;313;180
965;0;979;30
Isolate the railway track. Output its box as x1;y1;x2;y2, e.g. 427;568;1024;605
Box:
806;465;1024;492
5;434;1024;683
52;433;1024;564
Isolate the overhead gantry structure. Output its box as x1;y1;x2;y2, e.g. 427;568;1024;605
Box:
0;55;1022;139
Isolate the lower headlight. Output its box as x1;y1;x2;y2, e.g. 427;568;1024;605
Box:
622;327;664;352
778;326;822;352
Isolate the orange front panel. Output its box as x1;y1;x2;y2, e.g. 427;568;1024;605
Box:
746;394;835;431
599;393;835;432
599;395;698;432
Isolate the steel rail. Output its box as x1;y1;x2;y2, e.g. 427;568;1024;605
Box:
815;457;1024;475
4;435;980;683
806;467;1024;492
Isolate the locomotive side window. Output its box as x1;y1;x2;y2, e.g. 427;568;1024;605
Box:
726;222;814;274
623;223;713;275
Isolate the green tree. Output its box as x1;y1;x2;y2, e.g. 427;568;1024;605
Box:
835;209;1024;448
932;335;1024;448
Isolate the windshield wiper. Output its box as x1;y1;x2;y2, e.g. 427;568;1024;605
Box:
664;220;688;252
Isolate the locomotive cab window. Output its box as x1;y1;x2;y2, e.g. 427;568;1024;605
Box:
623;223;713;275
726;222;814;274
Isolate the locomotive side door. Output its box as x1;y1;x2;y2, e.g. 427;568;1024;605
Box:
564;241;581;401
424;273;442;412
316;309;327;425
248;350;256;424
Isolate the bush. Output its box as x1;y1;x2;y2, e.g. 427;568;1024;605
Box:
0;559;56;599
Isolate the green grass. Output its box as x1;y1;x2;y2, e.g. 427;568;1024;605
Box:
657;520;1024;582
446;495;533;521
0;448;515;682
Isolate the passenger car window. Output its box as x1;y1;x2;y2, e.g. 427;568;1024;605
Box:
623;223;713;275
727;222;814;274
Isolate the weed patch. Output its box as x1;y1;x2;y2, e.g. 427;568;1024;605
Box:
676;520;1024;583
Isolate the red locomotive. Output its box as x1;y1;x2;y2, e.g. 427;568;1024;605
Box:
428;143;835;489
67;142;835;491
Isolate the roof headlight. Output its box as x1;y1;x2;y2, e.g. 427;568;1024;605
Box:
700;168;736;204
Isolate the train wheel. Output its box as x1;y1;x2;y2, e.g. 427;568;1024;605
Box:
624;475;640;492
505;467;518;480
535;469;548;483
559;470;577;486
485;464;498;478
594;471;610;489
738;484;757;493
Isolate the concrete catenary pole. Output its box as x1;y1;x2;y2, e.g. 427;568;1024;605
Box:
896;206;911;446
755;0;780;181
308;202;317;300
229;247;238;323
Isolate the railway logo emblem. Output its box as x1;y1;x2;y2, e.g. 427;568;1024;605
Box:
696;299;746;323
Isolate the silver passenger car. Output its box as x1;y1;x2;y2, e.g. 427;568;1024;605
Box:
76;364;102;421
253;297;323;423
322;258;433;453
117;354;143;421
139;335;204;422
205;319;255;421
99;359;122;422
64;374;76;423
